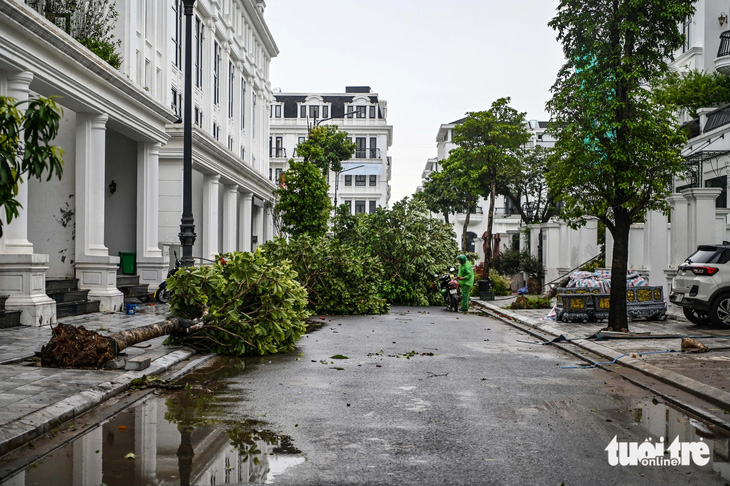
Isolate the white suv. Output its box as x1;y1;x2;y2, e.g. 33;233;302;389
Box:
670;244;730;327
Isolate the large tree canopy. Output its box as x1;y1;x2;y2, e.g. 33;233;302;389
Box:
273;160;331;238
452;98;530;279
546;0;694;331
295;124;356;173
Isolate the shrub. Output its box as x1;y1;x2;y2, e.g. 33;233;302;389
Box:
165;250;309;356
261;235;388;315
489;269;512;296
507;295;553;310
492;249;523;276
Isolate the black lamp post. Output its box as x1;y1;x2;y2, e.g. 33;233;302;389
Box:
179;0;197;267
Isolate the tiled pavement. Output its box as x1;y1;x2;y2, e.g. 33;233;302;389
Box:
0;303;208;456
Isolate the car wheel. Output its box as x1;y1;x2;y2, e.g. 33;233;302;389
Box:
710;294;730;327
683;307;711;325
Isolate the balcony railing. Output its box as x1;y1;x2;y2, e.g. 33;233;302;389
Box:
269;148;287;158
715;30;730;74
354;148;381;159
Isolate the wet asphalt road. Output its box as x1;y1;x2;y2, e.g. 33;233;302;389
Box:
229;307;726;485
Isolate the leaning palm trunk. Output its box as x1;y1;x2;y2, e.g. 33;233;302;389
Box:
40;315;205;369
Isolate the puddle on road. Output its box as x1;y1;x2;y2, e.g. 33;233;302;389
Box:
618;398;730;480
5;357;304;486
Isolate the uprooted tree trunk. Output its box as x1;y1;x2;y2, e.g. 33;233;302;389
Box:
40;316;205;368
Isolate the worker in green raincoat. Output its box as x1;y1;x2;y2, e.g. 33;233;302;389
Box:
456;255;474;311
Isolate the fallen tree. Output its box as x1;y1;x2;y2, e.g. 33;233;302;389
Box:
40;316;205;368
40;250;310;368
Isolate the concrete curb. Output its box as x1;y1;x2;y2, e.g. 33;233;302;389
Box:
0;348;198;456
473;300;730;410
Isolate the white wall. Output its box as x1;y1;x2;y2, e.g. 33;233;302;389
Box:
104;130;138;257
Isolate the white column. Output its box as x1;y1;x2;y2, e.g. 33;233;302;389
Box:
74;112;123;312
202;174;220;260
239;192;253;252
684;187;721;250
667;194;689;268
1;71;34;254
255;204;265;250
73;426;103;486
0;71;56;326
541;222;561;284
222;185;238;253
136;142;168;291
644;210;669;290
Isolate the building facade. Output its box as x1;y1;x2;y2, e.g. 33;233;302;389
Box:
269;86;392;215
0;0;277;324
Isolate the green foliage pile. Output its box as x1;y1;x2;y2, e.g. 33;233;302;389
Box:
492;250;544;279
273;160;332;238
165;251;309;356
333;198;459;306
261;235;388;316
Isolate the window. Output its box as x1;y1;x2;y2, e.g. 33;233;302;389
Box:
171;0;182;69
274;136;283;157
345;200;352;212
240;79;246;127
344;175;352;186
682;16;692;53
228;136;233;150
370;137;377;158
308;105;319;120
252;95;256;139
213;41;220;105
171;87;181;117
369;200;376;213
355;200;366;214
240;146;245;160
274;105;281;118
322;105;329;118
228;62;234;118
347;109;354;119
300;105;306;118
213;122;219;140
298;136;305;145
369;105;375;118
194;106;202;126
195;16;203;87
356;106;366;118
369;175;377;186
269;168;272;179
275;168;283;184
355;175;366;186
355;138;366;158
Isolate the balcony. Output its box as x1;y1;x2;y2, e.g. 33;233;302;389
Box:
456;207;483;225
269;147;287;158
715;30;730;74
354;148;381;159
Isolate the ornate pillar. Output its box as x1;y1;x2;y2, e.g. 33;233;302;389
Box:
222;185;238;253
74;112;124;312
667;194;689;268
136;142;168;291
202;174;220;261
0;71;56;326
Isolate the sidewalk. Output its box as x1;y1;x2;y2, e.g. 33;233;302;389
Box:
0;303;209;457
471;295;730;418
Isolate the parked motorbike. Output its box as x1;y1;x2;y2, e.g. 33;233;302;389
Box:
155;252;181;303
435;268;462;312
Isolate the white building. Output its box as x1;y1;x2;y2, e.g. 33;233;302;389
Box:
269;86;392;214
420;117;557;257
0;0;277;324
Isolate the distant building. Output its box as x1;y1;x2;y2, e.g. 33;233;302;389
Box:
269;86;393;214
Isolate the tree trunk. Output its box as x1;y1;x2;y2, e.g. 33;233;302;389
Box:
483;180;497;280
461;200;472;251
40;317;204;368
608;210;631;332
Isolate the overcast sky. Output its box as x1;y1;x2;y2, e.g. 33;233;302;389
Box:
265;0;565;203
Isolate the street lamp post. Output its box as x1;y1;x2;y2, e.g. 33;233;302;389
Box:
179;0;197;268
312;110;358;129
333;164;363;207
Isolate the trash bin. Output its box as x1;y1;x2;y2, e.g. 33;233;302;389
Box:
118;251;136;275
